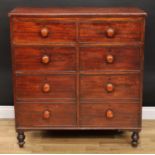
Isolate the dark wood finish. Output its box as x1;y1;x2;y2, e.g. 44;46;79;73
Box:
42;83;51;93
80;47;141;71
80;74;140;100
131;131;139;147
17;130;25;148
106;83;114;93
43;110;51;119
16;103;76;127
9;7;146;147
106;109;114;119
14;46;76;72
106;28;115;38
79;103;140;128
41;54;50;64
40;27;49;38
15;75;76;100
79;19;144;43
12;18;76;44
106;54;114;64
9;7;147;16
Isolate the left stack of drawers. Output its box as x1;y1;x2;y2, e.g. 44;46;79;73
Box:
10;10;78;147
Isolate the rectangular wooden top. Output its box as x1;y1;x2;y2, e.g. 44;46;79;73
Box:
9;7;147;17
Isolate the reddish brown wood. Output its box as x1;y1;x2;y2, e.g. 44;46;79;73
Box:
80;74;140;99
9;7;146;147
12;18;76;44
106;54;114;64
9;7;147;17
43;110;51;119
16;103;76;127
79;103;140;128
41;54;50;64
40;27;49;38
79;20;144;43
106;28;115;38
15;75;76;99
106;83;114;93
80;47;141;71
14;47;76;72
106;109;114;119
42;83;51;93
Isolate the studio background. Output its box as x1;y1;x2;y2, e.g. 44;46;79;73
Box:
0;0;154;106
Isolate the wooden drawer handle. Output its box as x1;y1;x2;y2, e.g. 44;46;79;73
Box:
106;28;115;38
42;83;51;93
43;110;51;119
106;54;114;64
41;55;50;64
40;27;49;38
106;83;114;93
106;109;114;119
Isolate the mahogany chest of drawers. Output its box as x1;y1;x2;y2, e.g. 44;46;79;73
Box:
9;7;146;147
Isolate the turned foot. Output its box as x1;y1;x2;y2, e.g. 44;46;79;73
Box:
131;131;139;147
17;131;25;147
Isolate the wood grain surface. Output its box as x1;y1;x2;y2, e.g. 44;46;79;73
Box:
80;47;141;71
9;7;146;146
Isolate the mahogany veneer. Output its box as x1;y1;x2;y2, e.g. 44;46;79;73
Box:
9;7;146;147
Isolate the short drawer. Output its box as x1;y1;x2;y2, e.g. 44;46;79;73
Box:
14;46;76;72
12;18;76;44
80;74;140;100
16;103;76;127
16;75;76;100
79;103;141;128
79;19;143;43
80;47;141;71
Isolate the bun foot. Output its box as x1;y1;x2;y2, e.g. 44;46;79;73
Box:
131;131;139;147
19;141;25;148
17;131;25;148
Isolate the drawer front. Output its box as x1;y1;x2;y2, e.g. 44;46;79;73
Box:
80;47;141;71
16;75;76;100
14;47;76;72
80;103;141;128
80;74;140;100
16;103;76;127
79;20;143;43
12;18;76;44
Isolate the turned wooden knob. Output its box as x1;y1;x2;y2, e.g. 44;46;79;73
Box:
106;54;114;64
106;28;115;38
41;55;50;64
106;109;114;119
43;110;51;119
40;27;49;38
106;83;114;93
42;83;51;93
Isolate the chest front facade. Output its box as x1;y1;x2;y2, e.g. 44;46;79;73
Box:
9;7;146;147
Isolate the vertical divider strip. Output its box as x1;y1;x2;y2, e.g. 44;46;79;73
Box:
75;19;80;126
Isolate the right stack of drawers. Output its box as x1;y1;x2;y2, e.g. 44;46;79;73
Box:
79;15;146;130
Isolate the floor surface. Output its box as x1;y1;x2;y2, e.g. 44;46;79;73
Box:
0;119;155;153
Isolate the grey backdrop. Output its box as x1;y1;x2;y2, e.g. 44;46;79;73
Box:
0;0;155;106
